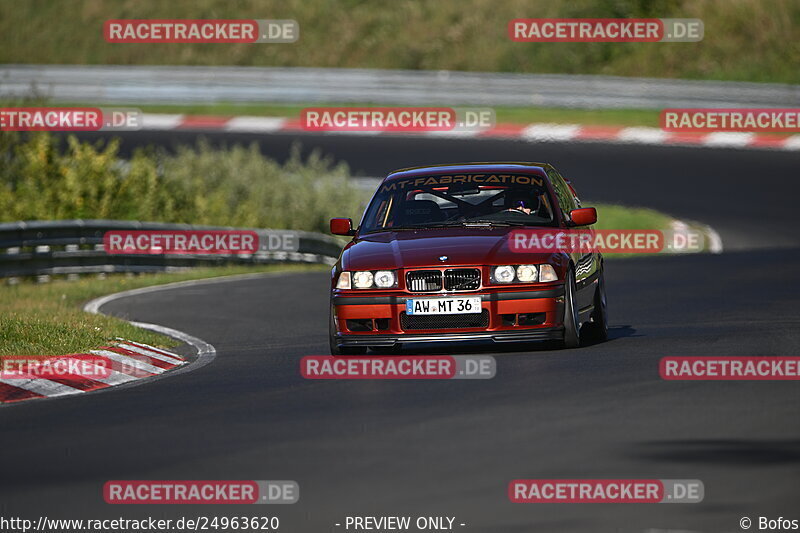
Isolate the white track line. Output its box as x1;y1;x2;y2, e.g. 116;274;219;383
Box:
784;135;800;150
703;224;724;254
617;127;668;144
669;219;724;255
225;116;286;132
522;123;581;142
703;132;754;147
74;272;295;398
140;113;184;130
90;349;164;375
83;272;279;314
124;340;184;360
116;343;186;365
129;321;216;377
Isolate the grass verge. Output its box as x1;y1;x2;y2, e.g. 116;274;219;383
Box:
30;101;663;129
137;103;662;128
593;203;674;232
593;202;704;259
0;264;326;358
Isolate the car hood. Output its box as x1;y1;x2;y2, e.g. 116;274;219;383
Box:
341;227;557;270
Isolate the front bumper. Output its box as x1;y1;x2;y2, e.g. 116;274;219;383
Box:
335;327;563;347
332;285;565;347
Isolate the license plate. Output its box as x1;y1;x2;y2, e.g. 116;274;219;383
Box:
405;297;482;315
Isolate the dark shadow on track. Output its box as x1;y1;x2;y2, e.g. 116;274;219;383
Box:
631;439;800;466
372;324;638;355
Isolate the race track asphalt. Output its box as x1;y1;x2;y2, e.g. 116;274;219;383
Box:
2;133;799;533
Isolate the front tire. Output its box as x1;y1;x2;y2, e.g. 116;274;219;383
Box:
559;269;581;349
581;271;608;342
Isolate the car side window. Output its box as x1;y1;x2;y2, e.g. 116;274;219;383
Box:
547;169;576;218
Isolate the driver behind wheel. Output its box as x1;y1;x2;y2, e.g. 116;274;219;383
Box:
502;189;540;215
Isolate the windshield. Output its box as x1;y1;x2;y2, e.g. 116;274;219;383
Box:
360;173;556;233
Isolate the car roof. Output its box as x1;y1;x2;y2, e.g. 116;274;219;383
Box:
385;162;555;182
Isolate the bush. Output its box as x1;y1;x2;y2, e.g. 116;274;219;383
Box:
0;132;367;233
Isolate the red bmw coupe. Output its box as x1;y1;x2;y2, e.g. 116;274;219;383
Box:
328;162;607;354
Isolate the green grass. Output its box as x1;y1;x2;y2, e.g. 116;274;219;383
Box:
592;202;688;259
0;264;326;358
0;99;662;128
107;102;664;128
592;203;674;231
1;0;797;84
0;100;666;131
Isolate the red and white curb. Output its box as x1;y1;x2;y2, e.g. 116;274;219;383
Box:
0;276;231;406
0;340;185;404
141;114;800;151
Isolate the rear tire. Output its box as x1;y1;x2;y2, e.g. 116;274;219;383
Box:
581;271;609;342
559;269;581;349
329;307;367;355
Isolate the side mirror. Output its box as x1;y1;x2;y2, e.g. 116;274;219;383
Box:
330;218;355;236
569;207;597;226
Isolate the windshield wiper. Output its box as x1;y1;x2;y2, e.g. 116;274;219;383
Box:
368;220;527;232
386;222;472;229
463;220;527;227
425;221;477;227
420;221;526;228
364;223;462;232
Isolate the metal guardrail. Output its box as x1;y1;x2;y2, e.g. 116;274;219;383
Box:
2;65;799;109
0;220;342;281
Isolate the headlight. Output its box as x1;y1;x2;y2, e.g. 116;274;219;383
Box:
493;265;516;283
374;270;396;288
352;271;375;289
516;264;538;282
336;270;398;289
539;264;558;282
336;271;351;289
491;264;557;284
